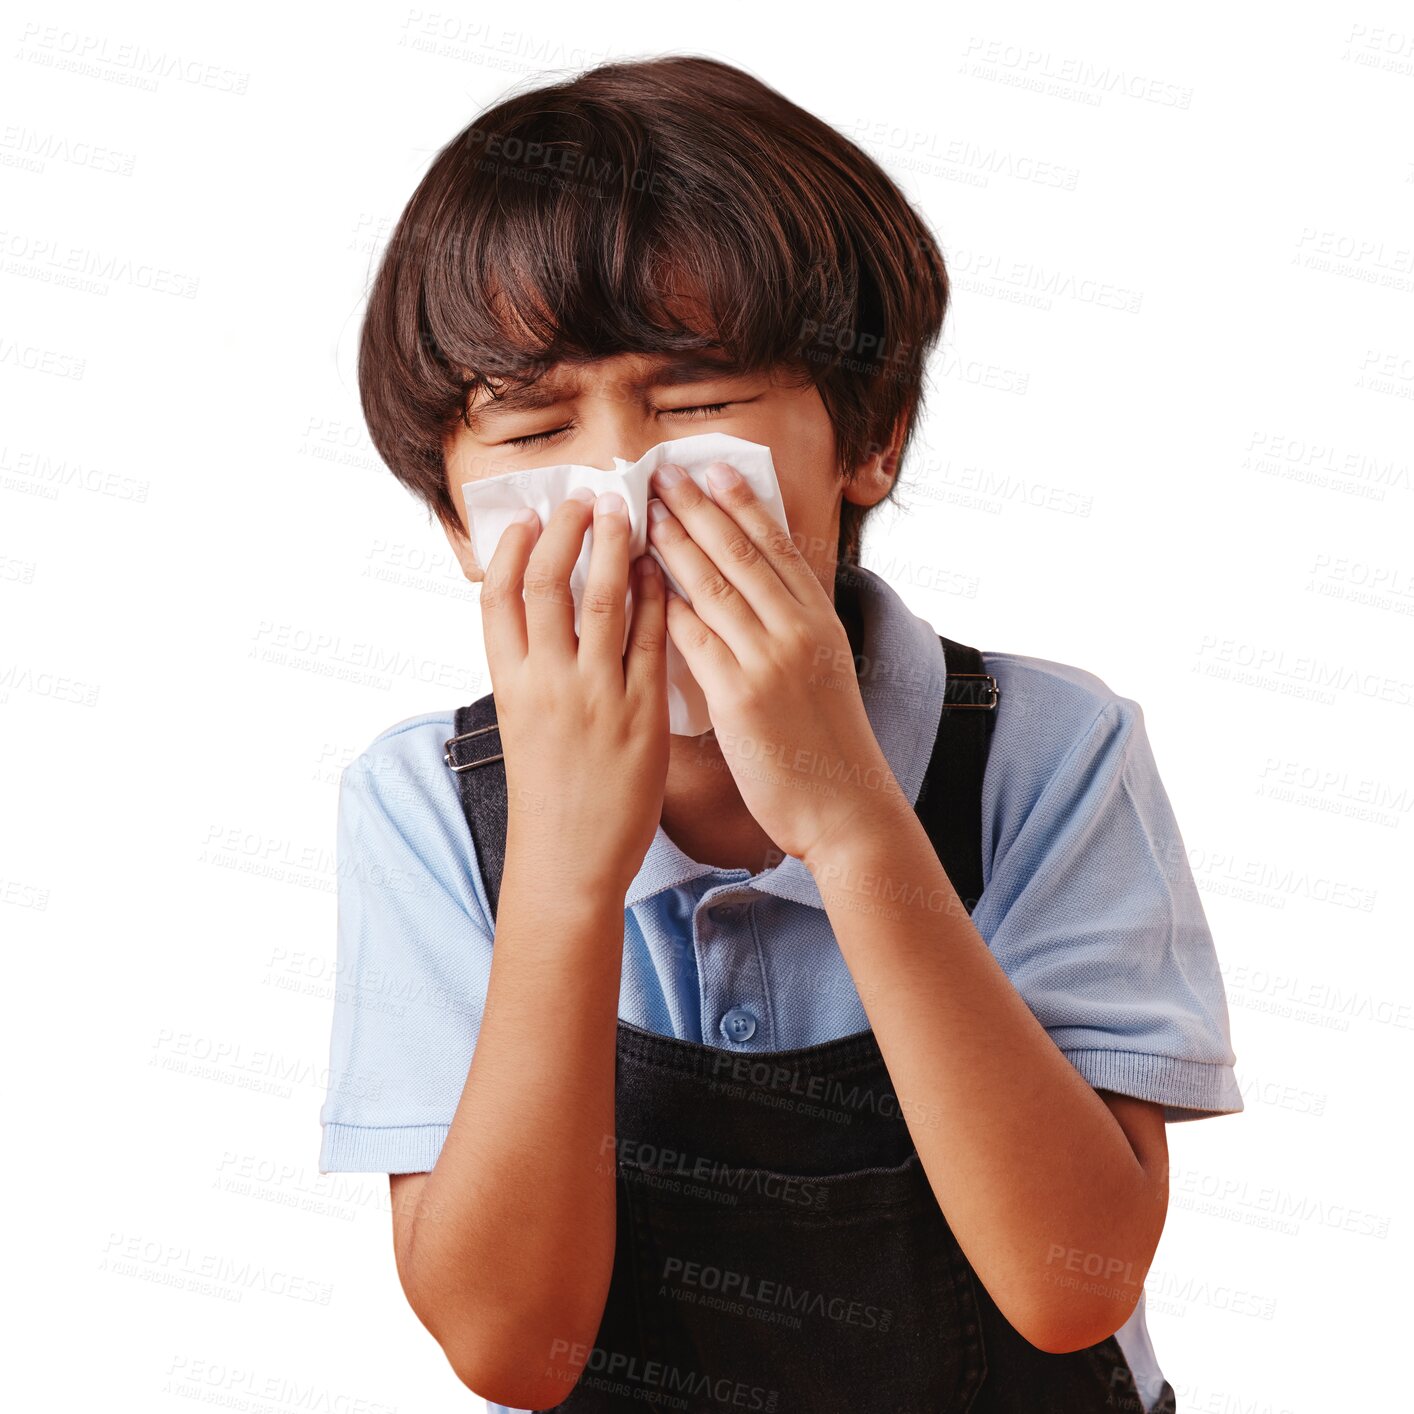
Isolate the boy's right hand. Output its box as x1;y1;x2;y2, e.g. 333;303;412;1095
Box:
479;487;670;901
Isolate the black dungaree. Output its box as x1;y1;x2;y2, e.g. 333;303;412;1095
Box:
444;599;1175;1414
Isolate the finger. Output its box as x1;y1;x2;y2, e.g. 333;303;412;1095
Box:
480;509;540;674
646;493;759;665
623;554;668;710
651;463;817;631
701;461;824;609
524;487;596;656
662;577;738;697
577;490;631;677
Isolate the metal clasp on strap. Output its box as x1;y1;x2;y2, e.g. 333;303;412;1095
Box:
943;672;1001;710
443;723;504;772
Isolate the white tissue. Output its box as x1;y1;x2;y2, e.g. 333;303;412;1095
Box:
462;432;791;737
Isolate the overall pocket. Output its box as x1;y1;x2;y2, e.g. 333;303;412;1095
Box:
620;1149;987;1414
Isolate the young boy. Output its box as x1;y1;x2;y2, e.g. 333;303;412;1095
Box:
320;54;1242;1414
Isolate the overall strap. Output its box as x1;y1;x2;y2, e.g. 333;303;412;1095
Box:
444;636;1000;922
917;634;1002;914
444;695;509;920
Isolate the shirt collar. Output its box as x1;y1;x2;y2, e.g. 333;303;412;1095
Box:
625;564;948;910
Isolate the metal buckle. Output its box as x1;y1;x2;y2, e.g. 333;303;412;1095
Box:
943;672;1000;710
443;723;505;772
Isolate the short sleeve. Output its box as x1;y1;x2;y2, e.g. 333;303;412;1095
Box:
973;696;1243;1123
317;722;495;1172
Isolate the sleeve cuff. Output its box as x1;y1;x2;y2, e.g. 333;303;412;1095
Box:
1060;1048;1245;1123
319;1122;452;1174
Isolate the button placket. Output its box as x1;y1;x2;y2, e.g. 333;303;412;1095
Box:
695;885;768;1049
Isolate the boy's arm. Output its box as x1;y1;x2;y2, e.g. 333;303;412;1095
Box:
372;491;665;1408
640;448;1232;1359
389;865;626;1410
803;796;1170;1357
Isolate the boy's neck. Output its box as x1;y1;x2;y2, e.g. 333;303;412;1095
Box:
658;571;866;875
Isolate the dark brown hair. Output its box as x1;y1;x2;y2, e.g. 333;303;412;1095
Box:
358;54;949;567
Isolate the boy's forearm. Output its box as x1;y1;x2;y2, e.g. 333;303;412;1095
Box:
803;792;1166;1355
403;856;626;1405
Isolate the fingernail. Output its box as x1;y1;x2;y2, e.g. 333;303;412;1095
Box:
648;499;670;523
595;491;626;518
653;463;684;488
706;462;740;490
510;507;538;525
568;485;596;504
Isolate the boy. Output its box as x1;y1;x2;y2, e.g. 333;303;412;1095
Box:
320;54;1241;1414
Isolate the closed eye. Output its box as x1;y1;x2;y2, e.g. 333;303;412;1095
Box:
502;403;736;449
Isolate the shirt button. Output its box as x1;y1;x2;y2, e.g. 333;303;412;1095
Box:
711;902;744;923
720;1007;758;1043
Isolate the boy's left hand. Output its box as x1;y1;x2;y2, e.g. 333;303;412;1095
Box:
646;459;901;868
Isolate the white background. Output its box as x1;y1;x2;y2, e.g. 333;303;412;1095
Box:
6;2;1411;1409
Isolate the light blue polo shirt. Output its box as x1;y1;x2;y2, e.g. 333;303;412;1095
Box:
317;562;1241;1414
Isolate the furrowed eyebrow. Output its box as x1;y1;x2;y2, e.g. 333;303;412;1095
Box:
463;352;750;434
636;353;749;390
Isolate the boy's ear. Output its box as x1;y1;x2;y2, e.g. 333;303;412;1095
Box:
441;518;485;584
842;412;909;510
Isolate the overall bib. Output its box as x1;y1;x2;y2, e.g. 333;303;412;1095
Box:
444;612;1175;1414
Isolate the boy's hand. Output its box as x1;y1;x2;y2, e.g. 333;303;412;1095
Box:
480;488;670;901
646;461;899;868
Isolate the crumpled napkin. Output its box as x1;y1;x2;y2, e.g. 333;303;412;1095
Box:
461;431;790;737
466;429;791;740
